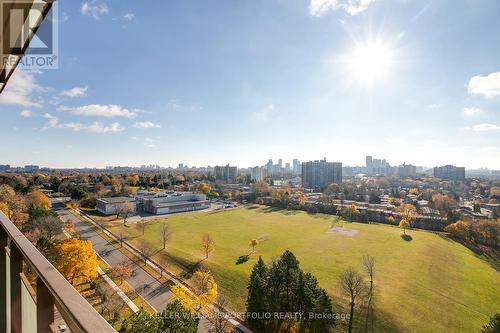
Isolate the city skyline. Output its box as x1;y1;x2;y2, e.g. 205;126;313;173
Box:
1;0;500;168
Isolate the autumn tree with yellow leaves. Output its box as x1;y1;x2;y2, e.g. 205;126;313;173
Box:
27;190;51;210
54;238;98;286
171;270;218;313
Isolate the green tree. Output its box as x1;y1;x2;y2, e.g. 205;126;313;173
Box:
159;300;198;333
119;309;159;333
482;313;500;333
246;256;268;330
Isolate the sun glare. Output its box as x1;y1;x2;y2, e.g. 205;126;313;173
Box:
345;40;395;85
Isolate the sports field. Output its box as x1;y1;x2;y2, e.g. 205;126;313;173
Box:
106;206;499;332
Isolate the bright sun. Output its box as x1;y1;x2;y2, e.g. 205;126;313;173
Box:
345;40;395;85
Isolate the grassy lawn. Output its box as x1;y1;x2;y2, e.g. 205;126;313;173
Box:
104;205;500;332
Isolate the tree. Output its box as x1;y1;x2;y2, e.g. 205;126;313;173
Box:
172;271;218;313
399;218;410;235
339;268;367;333
246;256;268;330
117;201;135;224
119;309;159;333
246;251;334;332
139;218;147;236
201;234;215;259
444;220;473;242
114;261;132;285
139;240;151;263
362;255;375;333
54;238;98;286
346;203;360;221
27;190;51;210
158;300;198;333
197;182;212;195
212;294;232;333
482;313;500;333
0;185;27;227
161;222;172;249
249;239;259;253
396;203;417;224
25;215;63;240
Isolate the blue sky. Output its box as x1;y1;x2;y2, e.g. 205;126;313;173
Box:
1;0;500;169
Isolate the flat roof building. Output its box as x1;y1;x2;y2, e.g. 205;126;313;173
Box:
95;197;136;215
433;165;465;181
302;158;342;188
137;192;209;215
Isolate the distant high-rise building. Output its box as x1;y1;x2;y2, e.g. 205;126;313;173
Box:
24;165;39;172
250;166;266;182
0;164;10;172
366;156;373;174
433;165;465;181
278;159;283;168
398;164;416;178
285;162;291;172
302;158;342;188
266;159;273;174
215;164;237;182
293;159;301;174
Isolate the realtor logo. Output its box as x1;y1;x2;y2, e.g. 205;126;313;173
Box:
1;0;58;70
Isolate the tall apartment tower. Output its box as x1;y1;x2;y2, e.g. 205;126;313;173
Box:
433;165;465;181
301;158;342;188
366;156;373;174
215;164;237;182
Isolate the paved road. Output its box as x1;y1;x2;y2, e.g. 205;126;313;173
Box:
56;207;174;312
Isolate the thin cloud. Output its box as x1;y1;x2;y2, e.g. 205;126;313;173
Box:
61;86;88;98
58;104;136;118
309;0;377;17
42;113;123;133
81;1;109;20
20;110;33;118
143;137;156;148
463;107;483;116
123;13;135;21
468;71;500;98
460;123;500;132
134;121;161;129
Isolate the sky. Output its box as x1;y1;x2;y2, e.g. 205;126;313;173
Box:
1;0;500;169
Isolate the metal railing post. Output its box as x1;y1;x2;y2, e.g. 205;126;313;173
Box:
0;227;7;332
36;276;54;333
10;243;22;333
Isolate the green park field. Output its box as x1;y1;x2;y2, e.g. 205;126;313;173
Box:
105;206;499;332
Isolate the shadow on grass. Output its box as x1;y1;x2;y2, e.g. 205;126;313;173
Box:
157;251;203;279
401;234;413;241
247;205;260;210
262;206;284;213
437;233;500;272
235;255;249;265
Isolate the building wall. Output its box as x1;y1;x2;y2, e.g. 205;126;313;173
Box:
434;165;465;181
302;159;342;188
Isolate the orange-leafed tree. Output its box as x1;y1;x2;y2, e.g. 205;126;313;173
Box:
54;238;98;286
114;261;132;285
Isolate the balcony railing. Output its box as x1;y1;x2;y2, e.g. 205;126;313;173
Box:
0;211;115;333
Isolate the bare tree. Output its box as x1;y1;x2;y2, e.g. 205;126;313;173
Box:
362;255;375;333
160;222;171;249
339;268;367;333
118;201;135;225
201;234;215;259
212;294;232;333
139;240;151;264
139;218;147;236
